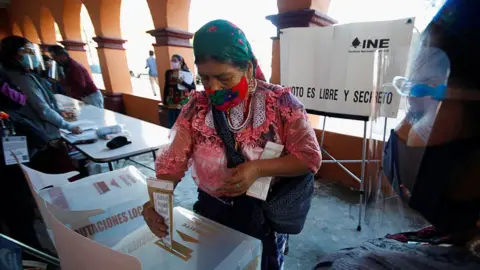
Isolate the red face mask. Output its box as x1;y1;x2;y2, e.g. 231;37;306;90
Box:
205;76;249;111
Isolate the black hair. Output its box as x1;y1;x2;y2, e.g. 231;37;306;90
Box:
48;45;69;57
194;55;249;72
172;54;190;72
42;54;52;62
0;35;29;70
149;50;154;56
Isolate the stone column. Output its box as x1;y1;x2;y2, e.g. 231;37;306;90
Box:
147;28;194;99
92;36;132;113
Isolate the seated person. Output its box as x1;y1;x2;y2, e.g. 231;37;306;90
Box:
0;36;82;174
315;1;480;269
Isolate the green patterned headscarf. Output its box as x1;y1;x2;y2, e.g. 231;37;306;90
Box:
193;20;256;69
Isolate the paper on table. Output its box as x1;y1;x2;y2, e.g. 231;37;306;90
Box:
64;129;98;143
61;120;98;134
246;142;284;201
177;71;194;91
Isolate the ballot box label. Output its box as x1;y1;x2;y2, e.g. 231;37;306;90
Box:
2;136;29;165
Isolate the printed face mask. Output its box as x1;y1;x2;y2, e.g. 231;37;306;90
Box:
205;76;249;111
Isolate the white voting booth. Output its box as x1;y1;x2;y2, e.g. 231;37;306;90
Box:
281;18;415;230
18;164;261;270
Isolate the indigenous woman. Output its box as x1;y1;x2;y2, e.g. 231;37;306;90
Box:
143;20;322;269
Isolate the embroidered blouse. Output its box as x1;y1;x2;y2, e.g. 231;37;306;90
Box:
155;80;322;197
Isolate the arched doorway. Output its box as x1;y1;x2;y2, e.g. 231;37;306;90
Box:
120;0;156;96
81;4;103;88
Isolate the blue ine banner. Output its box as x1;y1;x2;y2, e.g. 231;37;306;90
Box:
280;18;415;118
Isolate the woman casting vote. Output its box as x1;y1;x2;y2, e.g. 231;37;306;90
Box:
143;20;322;269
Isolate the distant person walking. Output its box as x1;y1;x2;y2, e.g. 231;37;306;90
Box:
146;50;159;96
48;45;104;108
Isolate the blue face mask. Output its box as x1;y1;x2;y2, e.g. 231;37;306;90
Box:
20;54;40;70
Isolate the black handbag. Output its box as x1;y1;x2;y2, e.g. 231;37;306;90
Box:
211;106;313;234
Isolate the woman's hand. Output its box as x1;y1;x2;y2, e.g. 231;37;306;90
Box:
62;111;77;121
222;161;261;197
71;126;83;134
142;202;168;238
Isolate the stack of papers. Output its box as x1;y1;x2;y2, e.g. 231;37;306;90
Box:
61;120;98;134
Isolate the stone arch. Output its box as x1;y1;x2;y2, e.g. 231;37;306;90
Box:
39;6;57;44
165;0;190;30
147;0;191;30
23;16;41;44
83;0;122;38
11;22;23;36
62;0;83;41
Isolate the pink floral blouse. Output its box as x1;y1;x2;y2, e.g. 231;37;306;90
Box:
155;80;322;197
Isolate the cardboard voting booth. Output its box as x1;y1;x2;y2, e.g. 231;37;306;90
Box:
280;18;415;230
281;18;414;118
19;165;262;270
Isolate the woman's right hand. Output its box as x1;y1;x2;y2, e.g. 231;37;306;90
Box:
71;126;83;134
142;201;168;238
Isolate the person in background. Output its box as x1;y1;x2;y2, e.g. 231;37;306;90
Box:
315;1;480;269
163;54;195;128
146;50;159;96
48;45;104;108
0;36;82;174
143;20;322;269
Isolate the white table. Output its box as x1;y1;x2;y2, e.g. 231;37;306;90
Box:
55;94;170;170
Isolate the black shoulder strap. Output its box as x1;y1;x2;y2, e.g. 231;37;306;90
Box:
211;105;246;168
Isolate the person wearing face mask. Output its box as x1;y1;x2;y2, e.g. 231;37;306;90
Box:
48;45;104;108
315;1;480;269
162;54;196;128
145;50;159;96
143;20;322;269
0;36;82;174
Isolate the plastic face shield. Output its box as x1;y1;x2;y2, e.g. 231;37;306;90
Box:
363;46;453;232
364;35;480;234
18;43;45;71
48;59;60;80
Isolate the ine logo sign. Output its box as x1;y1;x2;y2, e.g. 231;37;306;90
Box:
349;37;390;53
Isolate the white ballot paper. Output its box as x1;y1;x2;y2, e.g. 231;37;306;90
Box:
247;142;284;201
147;178;174;248
177;71;194;91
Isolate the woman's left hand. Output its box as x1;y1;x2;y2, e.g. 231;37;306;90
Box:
222;161;262;197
